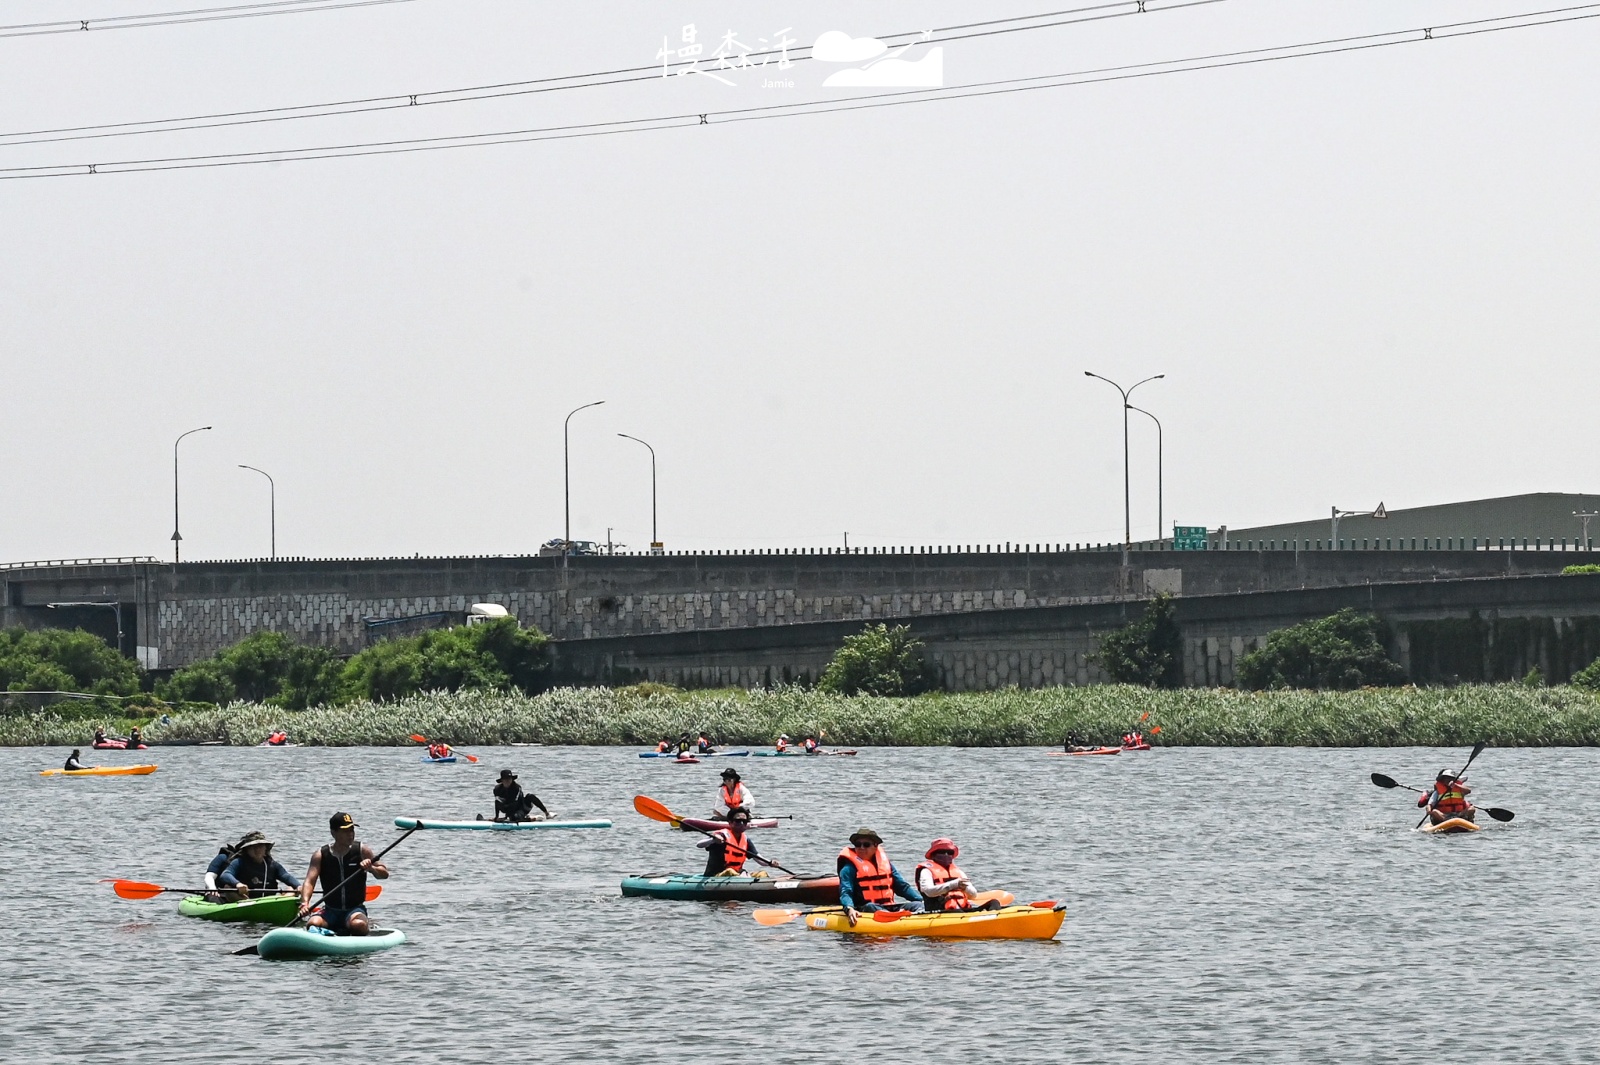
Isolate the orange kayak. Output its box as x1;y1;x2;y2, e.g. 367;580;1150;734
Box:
800;902;1065;940
1421;817;1480;834
40;764;158;777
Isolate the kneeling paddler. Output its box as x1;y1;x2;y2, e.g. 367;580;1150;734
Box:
298;812;389;935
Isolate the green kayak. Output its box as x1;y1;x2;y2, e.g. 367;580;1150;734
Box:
256;927;406;960
178;893;300;925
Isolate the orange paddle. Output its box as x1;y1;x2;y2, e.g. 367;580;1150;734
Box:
108;879;380;901
409;733;479;763
753;907;805;926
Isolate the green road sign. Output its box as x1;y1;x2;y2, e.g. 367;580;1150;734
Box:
1173;525;1208;551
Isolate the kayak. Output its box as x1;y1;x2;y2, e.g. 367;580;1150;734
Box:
393;816;612;831
798;902;1066;940
39;764;158;776
750;749;858;757
1048;748;1121;757
1120;742;1152;751
678;816;780;831
257;742;299;748
178;893;300;924
622;872;839;904
256;927;406;961
674;756;700;764
92;740;146;750
1421;817;1481;834
419;755;458;764
639;750;750;758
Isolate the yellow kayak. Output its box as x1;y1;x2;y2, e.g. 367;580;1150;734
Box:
40;764;158;777
1421;817;1480;834
802;902;1065;940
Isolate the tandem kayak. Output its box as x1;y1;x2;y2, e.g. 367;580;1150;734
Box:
178;893;300;924
1049;748;1121;757
92;741;147;750
256;927;406;961
797;902;1065;940
393;816;612;831
622;872;839;904
1120;742;1152;751
639;750;750;759
1421;817;1481;834
677;816;780;831
419;755;458;764
40;764;158;776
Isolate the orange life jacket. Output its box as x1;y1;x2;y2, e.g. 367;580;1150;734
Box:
804;738;819;753
915;857;970;911
713;827;750;873
837;846;894;906
775;739;788;752
655;741;671;753
719;783;749;810
1431;779;1470;814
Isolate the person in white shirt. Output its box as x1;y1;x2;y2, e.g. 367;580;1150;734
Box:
913;838;1000;912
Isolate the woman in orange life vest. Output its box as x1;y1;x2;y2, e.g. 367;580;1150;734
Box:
655;738;673;754
714;768;754;819
698;807;762;876
837;827;923;926
1418;770;1475;825
914;838;1002;912
774;734;790;753
802;736;820;755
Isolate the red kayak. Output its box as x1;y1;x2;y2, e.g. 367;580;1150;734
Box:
1120;742;1151;751
93;740;147;750
675;756;701;764
1049;747;1122;757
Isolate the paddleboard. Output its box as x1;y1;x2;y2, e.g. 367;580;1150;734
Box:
393;816;612;831
256;927;406;960
639;750;750;758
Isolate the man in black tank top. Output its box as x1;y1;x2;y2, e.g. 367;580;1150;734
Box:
297;812;390;935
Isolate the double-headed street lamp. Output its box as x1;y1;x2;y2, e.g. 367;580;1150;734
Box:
171;425;212;563
238;465;276;560
47;601;123;653
1085;372;1164;551
617;433;661;552
564;401;605;556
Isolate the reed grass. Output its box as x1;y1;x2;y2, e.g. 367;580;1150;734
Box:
4;684;1599;747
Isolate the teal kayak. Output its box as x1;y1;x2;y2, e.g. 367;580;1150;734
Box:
621;872;839;903
256;927;406;960
393;816;612;831
178;893;299;924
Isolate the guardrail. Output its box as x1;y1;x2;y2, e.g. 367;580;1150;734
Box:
0;556;158;571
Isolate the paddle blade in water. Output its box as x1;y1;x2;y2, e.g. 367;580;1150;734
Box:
752;908;802;926
633;795;678;824
462;753;480;763
111;880;165;900
1371;773;1400;789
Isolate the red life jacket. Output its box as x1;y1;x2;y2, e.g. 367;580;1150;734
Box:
655;741;671;753
1431;779;1470;814
804;739;819;753
915;857;970;911
837;846;894;906
719;783;749;810
713;827;750;873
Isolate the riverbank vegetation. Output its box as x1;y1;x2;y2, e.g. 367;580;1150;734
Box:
3;683;1598;748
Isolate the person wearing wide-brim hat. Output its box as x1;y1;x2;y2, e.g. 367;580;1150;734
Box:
714;767;753;820
491;769;549;823
837;827;923;926
219;829;301;900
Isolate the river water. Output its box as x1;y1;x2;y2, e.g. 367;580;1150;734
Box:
3;744;1593;1063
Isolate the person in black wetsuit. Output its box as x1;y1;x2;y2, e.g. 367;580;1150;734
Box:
491;769;549;822
220;831;302;898
298;812;389;936
127;726;144;749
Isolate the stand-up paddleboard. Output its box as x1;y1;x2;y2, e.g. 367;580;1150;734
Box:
393;816;611;831
255;927;406;960
639;750;750;759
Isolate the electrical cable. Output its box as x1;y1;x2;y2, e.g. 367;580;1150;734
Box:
0;0;421;39
0;0;1225;145
2;3;1593;179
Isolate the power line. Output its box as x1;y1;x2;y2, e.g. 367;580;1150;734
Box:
3;3;1594;179
0;0;421;39
0;0;1225;146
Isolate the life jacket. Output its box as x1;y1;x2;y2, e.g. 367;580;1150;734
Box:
804;738;819;753
775;739;788;752
915;857;970;911
719;783;750;811
837;846;894;907
656;741;672;753
712;827;750;873
697;738;714;752
231;854;283;891
317;843;367;910
1431;779;1470;814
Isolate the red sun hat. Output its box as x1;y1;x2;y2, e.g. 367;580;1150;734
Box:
925;838;959;860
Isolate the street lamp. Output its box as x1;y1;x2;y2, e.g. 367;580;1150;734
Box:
1084;372;1164;552
1331;504;1386;548
238;465;276;560
1575;510;1598;550
1127;404;1163;541
47;601;124;653
172;425;212;563
564;401;605;557
617;433;661;552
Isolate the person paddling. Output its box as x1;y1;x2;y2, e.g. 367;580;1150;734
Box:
838;827;923;926
714;768;754;819
221;831;302;899
914;838;1000;912
92;727;109;747
428;741;453;760
204;838;242;901
492;769;549;822
696;731;718;754
298;812;390;936
698;807;761;876
1419;770;1476;825
127;725;145;749
63;749;93;772
655;737;673;754
774;734;791;753
803;735;820;755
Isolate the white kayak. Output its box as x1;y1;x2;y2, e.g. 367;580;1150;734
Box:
393;816;612;831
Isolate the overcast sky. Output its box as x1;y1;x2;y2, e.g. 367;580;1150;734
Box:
2;0;1595;562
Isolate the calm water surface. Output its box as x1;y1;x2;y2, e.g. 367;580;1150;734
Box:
3;744;1594;1063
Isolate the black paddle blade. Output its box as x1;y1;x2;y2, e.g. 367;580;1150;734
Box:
1371;773;1400;789
1486;807;1516;822
231;945;259;956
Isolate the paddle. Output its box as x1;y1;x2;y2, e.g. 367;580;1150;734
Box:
632;795;803;878
107;879;381;901
232;825;416;955
1370;773;1515;821
408;734;479;763
1413;742;1488;829
753;891;1018;927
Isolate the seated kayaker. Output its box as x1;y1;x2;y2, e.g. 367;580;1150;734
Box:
838;827;923;925
775;734;790;753
1418;770;1475;825
1063;732;1101;753
63;749;92;771
428;742;453;760
127;726;145;749
92;727;108;746
715;768;753;819
655;738;673;754
696;731;717;754
803;736;820;755
493;769;549;822
698;807;760;876
915;838;1000;912
265;730;290;746
204;839;242;901
299;813;389;936
1121;730;1143;748
220;831;302;899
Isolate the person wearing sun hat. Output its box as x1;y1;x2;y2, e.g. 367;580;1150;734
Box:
837;827;922;926
714;768;753;819
219;830;301;899
914;837;1002;912
491;769;549;822
298;812;390;936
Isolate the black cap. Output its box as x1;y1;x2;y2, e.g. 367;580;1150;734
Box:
329;812;357;832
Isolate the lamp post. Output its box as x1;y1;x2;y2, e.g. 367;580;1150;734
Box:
1575;510;1598;550
564;401;605;557
48;601;123;653
1127;404;1163;541
1084;372;1164;553
238;465;276;560
171;425;212;563
617;433;660;552
1331;505;1386;548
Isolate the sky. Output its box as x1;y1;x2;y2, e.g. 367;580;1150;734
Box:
2;0;1596;562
